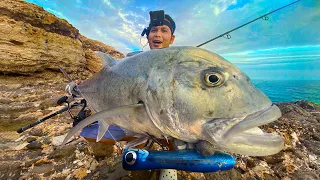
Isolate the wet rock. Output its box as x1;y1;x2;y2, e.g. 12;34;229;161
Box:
295;100;320;112
264;173;280;180
0;160;21;172
18;173;42;180
204;169;242;180
27;158;55;176
26;136;37;143
48;144;76;159
50;173;69;180
262;152;284;164
85;158;99;171
26;140;43;149
73;168;87;180
311;133;320;141
293;150;305;159
30;163;54;175
0;161;22;179
15;111;44;122
246;158;257;168
301;140;320;155
42;136;51;144
87;142;114;157
76;141;88;152
28;128;44;137
23;157;42;168
291;169;319;180
0;98;12;104
178;171;205;180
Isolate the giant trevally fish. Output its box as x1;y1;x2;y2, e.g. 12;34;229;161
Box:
63;46;284;156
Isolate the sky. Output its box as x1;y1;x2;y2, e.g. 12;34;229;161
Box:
25;0;320;80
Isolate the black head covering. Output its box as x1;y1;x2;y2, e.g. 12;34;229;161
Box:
144;13;176;37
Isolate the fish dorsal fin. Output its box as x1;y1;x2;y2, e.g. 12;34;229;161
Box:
95;51;116;67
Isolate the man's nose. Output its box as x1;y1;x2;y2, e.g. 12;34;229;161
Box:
154;30;161;37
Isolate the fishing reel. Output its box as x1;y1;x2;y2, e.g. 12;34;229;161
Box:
56;96;90;126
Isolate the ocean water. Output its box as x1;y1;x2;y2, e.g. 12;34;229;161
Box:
251;80;320;105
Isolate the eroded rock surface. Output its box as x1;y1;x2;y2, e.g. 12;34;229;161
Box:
0;0;124;132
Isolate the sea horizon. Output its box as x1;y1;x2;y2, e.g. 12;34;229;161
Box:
251;79;320;105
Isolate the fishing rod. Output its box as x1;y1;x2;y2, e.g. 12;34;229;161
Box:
17;97;86;133
196;0;302;47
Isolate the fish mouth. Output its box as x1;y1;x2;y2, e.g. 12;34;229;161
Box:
222;105;284;156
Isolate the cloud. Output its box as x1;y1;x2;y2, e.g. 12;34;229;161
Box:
103;0;115;9
24;0;320;79
227;0;253;10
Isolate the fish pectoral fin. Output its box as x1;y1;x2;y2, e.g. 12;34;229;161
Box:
62;104;144;145
125;135;149;148
97;120;110;142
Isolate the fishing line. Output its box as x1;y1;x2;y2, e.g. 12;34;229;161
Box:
196;0;302;47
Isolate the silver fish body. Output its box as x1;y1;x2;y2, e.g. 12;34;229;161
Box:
64;46;284;156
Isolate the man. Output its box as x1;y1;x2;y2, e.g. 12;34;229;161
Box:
146;12;175;49
126;10;175;57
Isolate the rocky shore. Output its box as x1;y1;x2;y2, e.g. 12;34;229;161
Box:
0;0;319;179
0;100;319;180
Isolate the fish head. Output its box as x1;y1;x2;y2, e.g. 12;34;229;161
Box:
144;47;284;156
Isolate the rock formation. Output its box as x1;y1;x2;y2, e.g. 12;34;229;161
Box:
0;0;124;132
0;0;319;179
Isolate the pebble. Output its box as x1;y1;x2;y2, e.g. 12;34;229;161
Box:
28;128;44;137
26;136;37;143
42;136;51;144
26;141;43;149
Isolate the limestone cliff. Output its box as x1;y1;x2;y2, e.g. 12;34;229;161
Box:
0;0;123;78
0;0;124;132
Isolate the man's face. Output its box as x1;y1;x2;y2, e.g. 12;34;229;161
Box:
148;25;175;49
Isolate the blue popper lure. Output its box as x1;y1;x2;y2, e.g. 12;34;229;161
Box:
122;148;235;172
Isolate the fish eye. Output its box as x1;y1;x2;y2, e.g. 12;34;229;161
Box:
204;72;224;87
125;151;137;165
